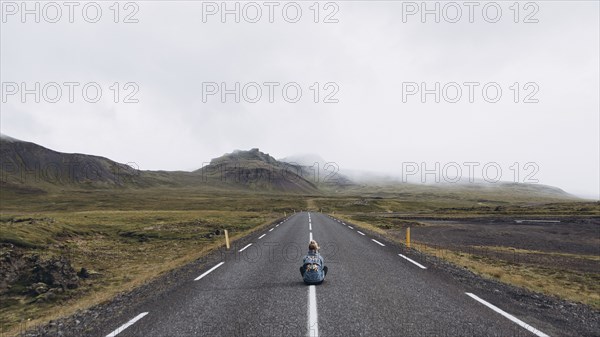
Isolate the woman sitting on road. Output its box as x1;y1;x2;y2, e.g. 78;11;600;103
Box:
300;240;328;284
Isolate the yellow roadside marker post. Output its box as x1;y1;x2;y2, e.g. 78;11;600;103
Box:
224;230;230;250
406;227;411;249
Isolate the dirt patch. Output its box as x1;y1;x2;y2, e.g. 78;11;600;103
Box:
411;217;599;256
401;217;600;273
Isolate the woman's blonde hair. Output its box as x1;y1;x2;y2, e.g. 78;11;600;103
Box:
308;240;319;251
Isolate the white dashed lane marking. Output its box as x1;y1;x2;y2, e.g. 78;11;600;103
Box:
371;239;385;247
105;312;149;337
239;243;252;252
398;254;427;269
194;262;225;281
466;293;550;337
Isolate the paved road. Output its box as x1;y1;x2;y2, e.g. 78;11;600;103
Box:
96;212;556;337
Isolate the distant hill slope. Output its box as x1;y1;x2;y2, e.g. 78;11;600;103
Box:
195;148;319;193
337;180;578;203
0;135;153;191
0;135;318;194
0;134;579;200
278;153;354;189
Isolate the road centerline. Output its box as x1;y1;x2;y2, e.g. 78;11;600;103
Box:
308;285;319;337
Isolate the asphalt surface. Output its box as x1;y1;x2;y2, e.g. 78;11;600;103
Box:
95;212;559;337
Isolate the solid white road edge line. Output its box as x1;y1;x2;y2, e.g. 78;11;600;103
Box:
398;254;427;269
307;285;319;337
371;239;385;246
465;293;550;337
239;243;252;252
105;312;149;337
194;262;225;281
357;231;365;236
258;234;266;239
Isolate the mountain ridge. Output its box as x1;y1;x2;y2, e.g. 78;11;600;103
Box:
0;136;320;194
0;134;579;200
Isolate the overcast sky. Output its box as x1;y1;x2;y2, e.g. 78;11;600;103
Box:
1;1;598;199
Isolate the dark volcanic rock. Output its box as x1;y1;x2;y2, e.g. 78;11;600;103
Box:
26;255;79;290
0;248;24;291
0;250;80;297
